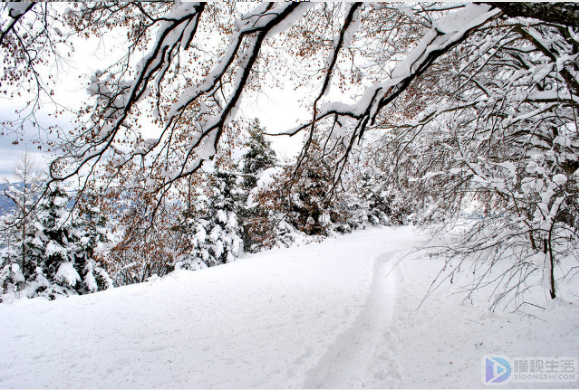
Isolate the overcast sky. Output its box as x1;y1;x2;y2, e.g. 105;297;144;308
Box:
0;103;69;180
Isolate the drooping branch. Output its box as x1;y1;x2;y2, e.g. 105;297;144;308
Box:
272;4;501;191
296;2;362;178
0;3;36;47
50;2;312;191
50;3;207;182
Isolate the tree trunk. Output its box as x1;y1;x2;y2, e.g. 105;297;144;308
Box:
547;232;557;299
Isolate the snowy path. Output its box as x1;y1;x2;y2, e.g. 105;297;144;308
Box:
0;227;420;389
1;226;578;388
303;250;402;388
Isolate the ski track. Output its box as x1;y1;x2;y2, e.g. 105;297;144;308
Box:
302;250;406;389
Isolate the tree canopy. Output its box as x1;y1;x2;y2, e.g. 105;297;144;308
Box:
0;3;574;186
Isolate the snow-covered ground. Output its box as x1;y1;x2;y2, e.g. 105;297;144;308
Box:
1;226;578;388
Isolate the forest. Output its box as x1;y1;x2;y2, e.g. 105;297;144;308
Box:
0;2;578;310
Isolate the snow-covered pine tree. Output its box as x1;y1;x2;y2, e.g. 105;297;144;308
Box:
175;170;244;269
246;132;345;248
284;132;354;236
239;119;278;190
73;189;114;293
25;183;82;299
246;166;307;250
237;120;279;252
0;182;113;301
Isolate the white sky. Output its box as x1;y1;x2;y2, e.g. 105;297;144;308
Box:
0;104;66;180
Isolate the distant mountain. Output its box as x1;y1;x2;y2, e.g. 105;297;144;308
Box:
0;183;15;215
0;182;79;217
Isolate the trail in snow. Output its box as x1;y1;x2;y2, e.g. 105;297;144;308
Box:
1;226;578;389
303;250;403;388
302;238;579;389
0;227;421;389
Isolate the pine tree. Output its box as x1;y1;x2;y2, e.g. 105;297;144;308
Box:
239;119;277;190
25;184;80;298
1;182;113;301
175;171;244;269
237;120;279;252
73;189;114;293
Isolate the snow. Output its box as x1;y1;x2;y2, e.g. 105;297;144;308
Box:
197;130;218;160
395;4;416;19
436;3;492;34
392;4;497;80
84;270;98;293
216;209;227;224
553;174;567;185
54;262;81;287
300;5;501;134
246;166;283;207
263;3;313;41
256;166;282;188
1;227;578;388
6;3;30;18
46;240;67;257
496;161;517;176
341;4;361;51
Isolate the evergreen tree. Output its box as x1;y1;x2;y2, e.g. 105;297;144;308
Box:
25;184;81;299
73;190;114;293
175;171;244;269
1;183;113;301
243;133;339;249
237;120;279;252
239;119;277;189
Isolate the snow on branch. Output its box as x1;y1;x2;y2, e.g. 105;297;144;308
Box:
49;2;500;209
272;4;500;192
0;3;35;44
51;2;313;196
278;4;501;139
51;3;207;182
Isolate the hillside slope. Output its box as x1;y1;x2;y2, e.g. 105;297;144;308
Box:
0;226;577;388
